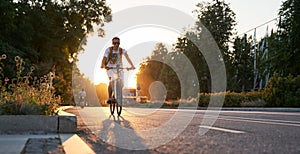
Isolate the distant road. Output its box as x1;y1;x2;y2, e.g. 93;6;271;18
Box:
71;107;300;153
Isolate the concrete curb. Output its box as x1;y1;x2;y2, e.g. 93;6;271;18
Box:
0;106;77;134
57;106;77;133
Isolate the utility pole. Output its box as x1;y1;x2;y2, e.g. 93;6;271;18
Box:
252;28;257;91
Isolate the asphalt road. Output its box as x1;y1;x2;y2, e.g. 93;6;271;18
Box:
72;107;300;154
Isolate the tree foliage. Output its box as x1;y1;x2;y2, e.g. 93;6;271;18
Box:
230;35;254;91
194;0;236;54
137;43;199;100
174;33;210;93
136;0;299;102
0;0;111;104
136;43;167;99
275;0;300;76
175;0;236;92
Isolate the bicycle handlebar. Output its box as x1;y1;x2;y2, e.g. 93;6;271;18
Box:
106;67;135;71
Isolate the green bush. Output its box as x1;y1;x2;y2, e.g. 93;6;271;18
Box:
263;73;300;107
198;93;211;107
198;91;264;107
0;54;61;115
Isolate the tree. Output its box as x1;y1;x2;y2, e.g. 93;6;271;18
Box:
137;42;201;100
174;0;236;92
231;35;254;91
95;83;108;106
136;43;167;99
0;0;111;104
275;0;300;76
194;0;236;64
174;34;210;93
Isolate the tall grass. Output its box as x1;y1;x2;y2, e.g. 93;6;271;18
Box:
0;54;61;115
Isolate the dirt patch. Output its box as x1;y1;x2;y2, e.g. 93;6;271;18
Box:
21;138;65;154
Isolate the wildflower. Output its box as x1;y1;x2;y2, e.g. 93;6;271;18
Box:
14;56;20;62
30;66;35;71
1;54;7;60
4;77;9;82
4;77;9;85
50;72;55;78
17;94;23;108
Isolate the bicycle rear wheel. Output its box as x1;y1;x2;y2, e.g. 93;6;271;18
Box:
80;100;84;109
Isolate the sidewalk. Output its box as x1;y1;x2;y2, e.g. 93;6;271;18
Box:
0;134;95;154
0;106;95;154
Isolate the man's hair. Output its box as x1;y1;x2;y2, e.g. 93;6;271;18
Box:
112;37;120;41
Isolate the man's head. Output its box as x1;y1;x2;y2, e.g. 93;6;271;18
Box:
112;37;120;48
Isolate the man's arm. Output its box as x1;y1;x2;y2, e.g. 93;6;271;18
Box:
101;57;107;69
124;53;135;69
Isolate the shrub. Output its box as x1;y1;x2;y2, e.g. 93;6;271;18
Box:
0;54;61;115
198;91;264;107
263;73;300;107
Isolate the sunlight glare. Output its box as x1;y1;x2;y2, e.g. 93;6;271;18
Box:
77;24;180;87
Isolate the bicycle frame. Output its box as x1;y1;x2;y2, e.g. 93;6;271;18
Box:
108;65;130;116
79;96;86;108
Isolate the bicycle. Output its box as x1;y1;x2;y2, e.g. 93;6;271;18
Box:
107;65;133;116
79;96;87;108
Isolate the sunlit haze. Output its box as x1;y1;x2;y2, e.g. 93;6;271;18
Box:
77;0;283;87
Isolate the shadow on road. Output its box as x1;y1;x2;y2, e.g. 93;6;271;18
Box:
67;108;152;153
99;114;151;152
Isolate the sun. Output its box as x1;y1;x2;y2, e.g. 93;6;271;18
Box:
125;69;139;88
93;68;109;85
77;24;179;88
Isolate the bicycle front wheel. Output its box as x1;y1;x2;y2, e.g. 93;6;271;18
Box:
110;101;115;115
116;101;122;116
116;80;122;116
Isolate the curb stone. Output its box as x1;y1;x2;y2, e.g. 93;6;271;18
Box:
0;106;77;134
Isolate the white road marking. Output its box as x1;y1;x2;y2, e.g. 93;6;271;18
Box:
218;117;300;127
199;125;246;134
218;115;300;124
201;114;300;127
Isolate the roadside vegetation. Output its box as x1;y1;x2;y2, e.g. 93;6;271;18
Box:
0;55;61;115
1;0;299;111
0;0;111;106
131;73;300;108
136;0;300;108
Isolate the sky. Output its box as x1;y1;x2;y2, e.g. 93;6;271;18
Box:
105;0;283;34
77;0;283;87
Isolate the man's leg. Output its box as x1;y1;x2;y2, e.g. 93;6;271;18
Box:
107;77;113;104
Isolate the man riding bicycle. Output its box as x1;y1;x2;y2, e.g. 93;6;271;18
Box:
101;37;135;104
79;88;87;107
